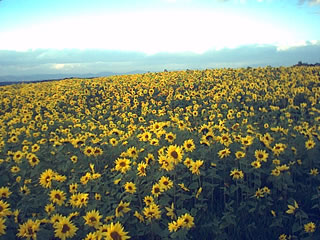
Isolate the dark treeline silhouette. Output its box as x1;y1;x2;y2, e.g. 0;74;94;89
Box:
294;61;320;67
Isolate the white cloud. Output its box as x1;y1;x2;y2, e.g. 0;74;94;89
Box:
52;64;65;70
0;9;304;54
276;40;320;51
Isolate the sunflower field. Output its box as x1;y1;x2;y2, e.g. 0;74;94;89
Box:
1;66;320;240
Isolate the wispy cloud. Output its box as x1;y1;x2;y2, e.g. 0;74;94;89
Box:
299;0;320;5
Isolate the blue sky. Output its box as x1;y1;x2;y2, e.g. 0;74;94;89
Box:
0;0;320;80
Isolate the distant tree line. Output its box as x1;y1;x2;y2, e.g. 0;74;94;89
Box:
294;61;320;67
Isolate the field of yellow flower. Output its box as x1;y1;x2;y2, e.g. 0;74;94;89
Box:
0;66;320;239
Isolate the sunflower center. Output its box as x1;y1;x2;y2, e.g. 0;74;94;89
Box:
120;162;126;167
110;231;122;240
154;187;160;193
186;144;192;148
61;224;70;233
55;194;61;200
89;217;97;223
163;181;169;186
258;154;263;159
170;151;178;159
27;227;33;235
45;175;50;182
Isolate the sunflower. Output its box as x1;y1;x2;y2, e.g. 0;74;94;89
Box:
159;176;173;191
0;200;11;217
31;143;40;152
115;201;131;218
254;149;269;162
143;203;161;220
183;157;193;168
109;138;119;146
241;135;254;147
254;188;264;199
199;124;210;134
137;162;147;177
272;143;286;156
134;211;144;223
11;166;20;173
70;155;78;163
16;219;40;240
84;231;101;240
165;203;176;220
0;187;11;199
20;185;30;195
83;209;102;229
271;168;281;176
0;217;6;236
126;146;139;160
13;150;24;163
218;133;233;147
39;168;55;188
93;147;103;157
80;172;92;185
165;132;176;143
83;146;95;157
251;160;261;169
53;216;78;240
259;133;274;147
69;193;89;208
69;183;78;194
139;131;152;142
189;160;204;175
183;139;196;152
310;168;319;176
166;145;183;164
305;138;316;150
177;213;195;229
49;189;66;206
27;154;40;167
230;169;244;180
124;182;136;194
45;203;55;215
150;138;159;146
151;183;163;197
218;148;231;159
304;222;316;233
114;158;131;174
168;220;180;232
235;151;246;159
158;155;175;171
178;183;190;192
105;221;130;240
143;195;154;206
144;153;155;165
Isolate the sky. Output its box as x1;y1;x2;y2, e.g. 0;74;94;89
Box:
0;0;320;80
